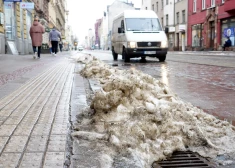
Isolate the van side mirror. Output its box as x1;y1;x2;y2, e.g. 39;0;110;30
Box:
118;27;125;33
165;27;169;34
118;27;122;33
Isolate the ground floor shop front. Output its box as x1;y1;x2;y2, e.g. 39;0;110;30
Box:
187;6;235;51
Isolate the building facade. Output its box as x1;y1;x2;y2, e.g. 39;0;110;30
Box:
107;0;136;49
141;0;151;10
0;0;5;54
0;0;68;55
94;18;102;49
188;0;235;51
174;0;188;51
2;0;36;55
55;0;66;39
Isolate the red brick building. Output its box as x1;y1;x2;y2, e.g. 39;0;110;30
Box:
187;0;235;51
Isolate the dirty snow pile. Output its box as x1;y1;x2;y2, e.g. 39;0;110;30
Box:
75;54;235;167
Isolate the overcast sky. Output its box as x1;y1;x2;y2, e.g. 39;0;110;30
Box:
67;0;141;41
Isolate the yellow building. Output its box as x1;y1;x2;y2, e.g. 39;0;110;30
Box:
0;1;35;55
0;0;5;54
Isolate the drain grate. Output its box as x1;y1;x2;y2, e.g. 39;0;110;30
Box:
152;151;217;168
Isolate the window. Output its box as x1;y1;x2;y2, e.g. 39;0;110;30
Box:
161;17;163;26
166;0;168;5
146;7;147;10
156;2;158;12
125;18;163;31
152;4;154;11
176;12;179;24
193;0;197;12
182;10;185;23
211;0;215;7
202;0;205;9
192;24;203;47
121;20;125;33
166;14;168;26
222;0;225;3
161;0;163;9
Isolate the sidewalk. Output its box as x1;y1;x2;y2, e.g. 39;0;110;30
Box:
0;51;82;168
168;51;235;57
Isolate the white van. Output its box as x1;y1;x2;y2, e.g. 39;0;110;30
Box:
111;10;169;62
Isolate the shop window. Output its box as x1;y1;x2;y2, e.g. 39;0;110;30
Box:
192;24;203;47
221;17;235;46
26;10;32;40
4;2;16;40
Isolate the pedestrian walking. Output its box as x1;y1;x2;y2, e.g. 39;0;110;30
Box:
49;27;61;56
59;41;63;52
223;36;232;51
30;16;45;59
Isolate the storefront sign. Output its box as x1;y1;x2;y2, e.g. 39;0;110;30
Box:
20;2;34;9
179;24;186;31
4;2;13;9
223;28;235;37
4;0;22;2
169;27;175;32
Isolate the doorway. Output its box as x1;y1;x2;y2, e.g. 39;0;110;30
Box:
210;21;215;49
176;33;179;51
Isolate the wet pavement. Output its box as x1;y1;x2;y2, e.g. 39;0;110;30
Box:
1;50;235;167
85;50;235;126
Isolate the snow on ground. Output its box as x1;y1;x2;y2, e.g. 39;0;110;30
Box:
74;54;235;167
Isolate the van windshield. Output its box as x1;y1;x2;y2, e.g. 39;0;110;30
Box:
125;18;162;31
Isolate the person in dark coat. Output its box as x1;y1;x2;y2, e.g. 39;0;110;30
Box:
223;37;232;51
30;16;45;59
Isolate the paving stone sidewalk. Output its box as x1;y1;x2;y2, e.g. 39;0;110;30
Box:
0;52;77;168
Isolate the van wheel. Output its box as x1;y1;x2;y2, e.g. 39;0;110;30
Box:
112;47;118;61
158;54;166;62
123;48;130;62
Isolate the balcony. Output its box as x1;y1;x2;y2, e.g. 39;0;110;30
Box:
224;0;235;12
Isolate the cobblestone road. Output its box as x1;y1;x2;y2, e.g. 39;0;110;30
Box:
0;58;74;168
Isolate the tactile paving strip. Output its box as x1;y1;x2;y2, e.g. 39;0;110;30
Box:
19;153;43;168
43;152;65;168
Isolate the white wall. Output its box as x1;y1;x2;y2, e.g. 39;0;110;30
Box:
163;0;174;26
141;0;152;10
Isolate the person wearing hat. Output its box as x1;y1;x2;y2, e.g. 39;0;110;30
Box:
49;26;61;56
30;16;45;59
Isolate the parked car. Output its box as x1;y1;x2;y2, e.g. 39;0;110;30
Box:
78;46;83;51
